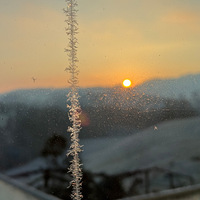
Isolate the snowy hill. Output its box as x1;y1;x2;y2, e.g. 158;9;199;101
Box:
81;117;200;180
5;117;200;198
0;87;155;109
0;74;199;171
1;74;200;108
134;74;200;99
8;117;200;176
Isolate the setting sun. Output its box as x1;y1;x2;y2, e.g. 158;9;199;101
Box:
123;79;132;88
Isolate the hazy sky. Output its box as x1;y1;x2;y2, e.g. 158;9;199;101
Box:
0;0;200;93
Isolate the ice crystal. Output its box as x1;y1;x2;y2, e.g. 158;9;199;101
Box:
64;0;83;199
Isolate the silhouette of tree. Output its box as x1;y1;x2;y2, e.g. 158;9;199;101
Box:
41;134;67;157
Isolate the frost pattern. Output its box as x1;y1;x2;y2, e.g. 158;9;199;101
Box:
64;0;83;200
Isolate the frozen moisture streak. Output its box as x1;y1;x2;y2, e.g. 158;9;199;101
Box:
64;0;83;199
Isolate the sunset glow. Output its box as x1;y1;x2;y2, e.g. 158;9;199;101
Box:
0;0;200;93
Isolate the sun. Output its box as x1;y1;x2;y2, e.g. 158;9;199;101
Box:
123;79;132;88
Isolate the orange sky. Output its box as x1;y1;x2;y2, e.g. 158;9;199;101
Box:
0;0;200;93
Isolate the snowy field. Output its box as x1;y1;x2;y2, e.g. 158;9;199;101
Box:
7;117;200;181
81;117;200;181
6;116;200;199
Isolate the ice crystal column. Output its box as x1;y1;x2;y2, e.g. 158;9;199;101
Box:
64;0;83;200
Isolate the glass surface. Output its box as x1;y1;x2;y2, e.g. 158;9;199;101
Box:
0;0;200;199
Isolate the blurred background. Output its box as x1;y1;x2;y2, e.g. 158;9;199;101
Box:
0;0;200;199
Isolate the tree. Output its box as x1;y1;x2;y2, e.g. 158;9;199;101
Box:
41;134;67;157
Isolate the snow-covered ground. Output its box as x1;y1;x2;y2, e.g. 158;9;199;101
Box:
7;117;200;185
81;117;200;180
